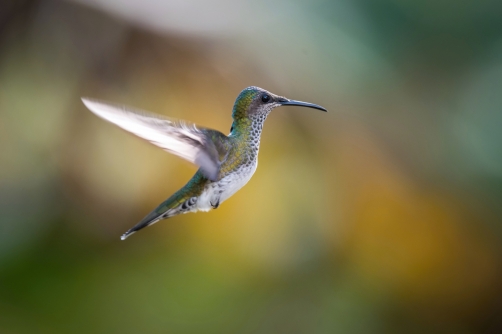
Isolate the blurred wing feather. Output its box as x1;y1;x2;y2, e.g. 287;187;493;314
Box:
82;98;227;181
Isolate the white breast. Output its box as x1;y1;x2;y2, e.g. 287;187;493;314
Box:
196;160;258;212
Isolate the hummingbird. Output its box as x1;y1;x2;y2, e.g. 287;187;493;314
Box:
82;86;327;240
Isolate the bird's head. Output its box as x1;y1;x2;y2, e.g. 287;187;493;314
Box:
231;86;327;121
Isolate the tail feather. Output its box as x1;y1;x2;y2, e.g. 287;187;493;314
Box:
120;198;178;240
120;214;164;240
120;171;207;240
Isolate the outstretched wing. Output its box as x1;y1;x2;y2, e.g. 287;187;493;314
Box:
82;98;229;181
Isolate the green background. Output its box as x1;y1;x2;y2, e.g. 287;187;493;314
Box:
1;0;502;333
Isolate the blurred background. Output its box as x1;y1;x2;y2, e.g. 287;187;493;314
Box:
1;0;502;333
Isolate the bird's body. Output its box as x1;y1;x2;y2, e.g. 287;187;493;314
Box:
82;87;326;240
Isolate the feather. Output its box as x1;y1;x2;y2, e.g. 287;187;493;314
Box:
82;98;227;181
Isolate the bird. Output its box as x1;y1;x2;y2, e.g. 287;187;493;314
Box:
82;86;327;240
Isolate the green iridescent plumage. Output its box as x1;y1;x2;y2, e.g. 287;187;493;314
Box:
228;88;256;137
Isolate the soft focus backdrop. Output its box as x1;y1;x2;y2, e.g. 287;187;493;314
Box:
1;0;502;333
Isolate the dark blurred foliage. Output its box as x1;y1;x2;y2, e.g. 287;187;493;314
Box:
1;0;502;333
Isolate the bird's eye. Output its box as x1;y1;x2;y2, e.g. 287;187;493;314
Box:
261;94;271;103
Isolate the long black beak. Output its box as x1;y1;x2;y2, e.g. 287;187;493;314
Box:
278;98;327;112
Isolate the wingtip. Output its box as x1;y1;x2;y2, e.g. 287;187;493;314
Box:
81;97;115;118
81;97;95;109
